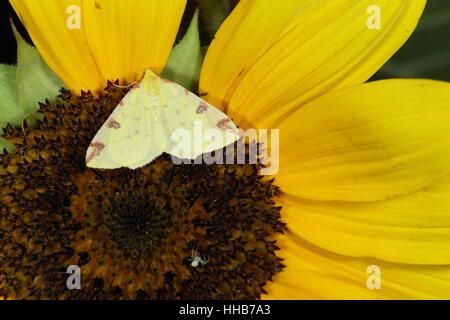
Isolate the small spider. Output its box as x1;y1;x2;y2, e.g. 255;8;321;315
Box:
187;249;209;267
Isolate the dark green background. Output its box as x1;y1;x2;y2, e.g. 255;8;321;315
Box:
374;0;450;81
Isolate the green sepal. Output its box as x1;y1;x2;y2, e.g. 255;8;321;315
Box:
13;24;65;115
0;24;66;154
162;11;202;92
0;64;22;126
0;126;16;154
195;0;227;38
22;112;44;128
0;64;21;155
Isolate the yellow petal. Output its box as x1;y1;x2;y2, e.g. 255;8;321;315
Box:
276;79;450;202
10;0;186;94
81;0;185;89
10;0;101;93
199;0;315;112
279;173;450;265
263;233;450;299
200;0;426;129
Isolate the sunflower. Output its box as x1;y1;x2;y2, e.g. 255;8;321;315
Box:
2;0;450;300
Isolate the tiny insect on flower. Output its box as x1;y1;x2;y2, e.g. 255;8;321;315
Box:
188;249;209;267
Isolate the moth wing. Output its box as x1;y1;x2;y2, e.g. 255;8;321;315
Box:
86;73;167;169
159;77;240;159
86;69;239;170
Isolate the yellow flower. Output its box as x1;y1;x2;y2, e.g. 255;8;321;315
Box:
10;0;186;94
9;0;450;299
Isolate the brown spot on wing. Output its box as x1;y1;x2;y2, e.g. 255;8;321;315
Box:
196;101;209;114
119;101;124;106
95;2;101;9
107;119;121;129
86;142;105;165
217;118;235;131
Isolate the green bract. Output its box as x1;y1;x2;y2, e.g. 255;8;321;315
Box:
162;11;202;92
0;25;65;154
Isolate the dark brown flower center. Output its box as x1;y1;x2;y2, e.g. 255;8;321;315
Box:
101;185;171;254
0;82;285;300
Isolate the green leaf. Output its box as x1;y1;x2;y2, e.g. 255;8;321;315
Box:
0;24;66;154
0;64;23;126
14;24;65;115
162;11;202;92
0;126;15;154
23;112;44;129
0;64;21;155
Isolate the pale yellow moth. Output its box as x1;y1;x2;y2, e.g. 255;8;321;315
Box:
86;69;239;169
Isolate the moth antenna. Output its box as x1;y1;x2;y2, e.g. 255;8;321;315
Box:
113;81;137;89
